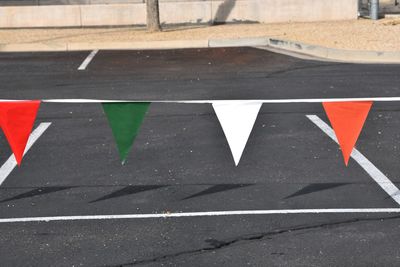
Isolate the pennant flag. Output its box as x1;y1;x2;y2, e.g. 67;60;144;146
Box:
102;102;150;163
0;101;41;166
212;101;262;166
322;101;372;166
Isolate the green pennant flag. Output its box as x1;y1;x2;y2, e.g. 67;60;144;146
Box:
102;102;150;163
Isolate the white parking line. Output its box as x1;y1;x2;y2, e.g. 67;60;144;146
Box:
307;115;400;205
1;208;400;223
78;50;98;70
0;122;51;186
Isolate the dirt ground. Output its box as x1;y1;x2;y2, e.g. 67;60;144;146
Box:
1;18;400;51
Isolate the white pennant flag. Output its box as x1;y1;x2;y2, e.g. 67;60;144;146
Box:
212;101;262;166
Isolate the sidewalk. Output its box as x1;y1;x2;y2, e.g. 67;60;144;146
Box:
1;18;400;62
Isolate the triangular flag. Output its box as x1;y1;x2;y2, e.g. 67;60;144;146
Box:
102;102;150;163
0;101;41;166
322;101;372;166
212;101;262;166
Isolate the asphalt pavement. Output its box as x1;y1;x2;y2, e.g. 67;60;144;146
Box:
0;47;400;266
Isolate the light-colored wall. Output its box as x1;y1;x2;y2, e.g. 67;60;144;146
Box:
0;5;81;27
256;0;358;23
80;4;145;26
0;0;359;28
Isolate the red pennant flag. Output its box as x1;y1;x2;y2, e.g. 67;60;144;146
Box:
0;101;41;166
322;101;372;166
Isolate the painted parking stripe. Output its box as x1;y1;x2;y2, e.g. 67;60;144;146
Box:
78;50;98;70
307;115;400;205
1;208;400;223
0;122;51;186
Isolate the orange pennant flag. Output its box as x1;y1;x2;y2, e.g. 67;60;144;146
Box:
0;101;41;166
322;101;372;166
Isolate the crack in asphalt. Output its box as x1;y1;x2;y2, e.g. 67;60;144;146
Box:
263;63;342;79
112;214;400;266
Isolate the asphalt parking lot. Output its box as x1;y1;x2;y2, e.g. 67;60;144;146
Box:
0;47;400;266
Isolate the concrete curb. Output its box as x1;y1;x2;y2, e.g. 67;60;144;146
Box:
1;37;399;64
265;38;400;64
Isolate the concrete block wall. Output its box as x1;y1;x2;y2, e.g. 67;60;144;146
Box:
0;0;359;28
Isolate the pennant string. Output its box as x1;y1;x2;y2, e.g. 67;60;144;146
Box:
0;99;381;167
213;101;262;166
0;101;41;166
322;101;373;166
102;102;150;163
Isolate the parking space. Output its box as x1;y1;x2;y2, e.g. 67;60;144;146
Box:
2;48;400;100
0;47;400;266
